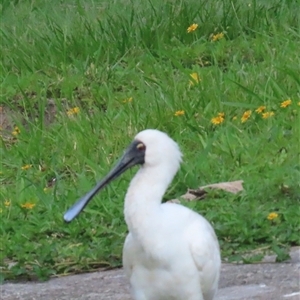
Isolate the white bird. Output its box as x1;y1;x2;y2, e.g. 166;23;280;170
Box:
64;129;221;300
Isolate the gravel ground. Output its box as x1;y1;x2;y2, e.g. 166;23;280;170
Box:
1;247;299;300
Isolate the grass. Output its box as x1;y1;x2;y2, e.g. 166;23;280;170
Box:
0;0;299;281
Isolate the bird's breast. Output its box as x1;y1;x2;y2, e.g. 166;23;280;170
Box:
123;234;201;299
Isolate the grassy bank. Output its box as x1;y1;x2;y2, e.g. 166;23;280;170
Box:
0;0;299;281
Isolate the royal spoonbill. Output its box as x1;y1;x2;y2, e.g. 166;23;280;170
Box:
64;129;221;300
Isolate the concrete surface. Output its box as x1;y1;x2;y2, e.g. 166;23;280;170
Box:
1;247;299;300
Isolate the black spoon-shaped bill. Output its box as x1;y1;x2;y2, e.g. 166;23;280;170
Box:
63;140;145;223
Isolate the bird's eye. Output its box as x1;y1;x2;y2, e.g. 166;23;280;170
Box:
137;143;146;151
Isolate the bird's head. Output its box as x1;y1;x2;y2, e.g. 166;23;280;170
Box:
63;129;182;223
135;129;182;173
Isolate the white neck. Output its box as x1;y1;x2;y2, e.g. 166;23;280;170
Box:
124;165;175;238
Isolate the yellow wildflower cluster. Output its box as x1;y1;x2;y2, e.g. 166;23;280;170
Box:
255;105;275;119
67;107;80;116
187;97;298;126
267;212;278;221
241;110;252;123
4;200;11;207
280;99;292;108
21;202;36;209
12;126;21;136
174;110;185;117
187;23;198;33
211;32;224;42
122;97;133;104
211;112;225;125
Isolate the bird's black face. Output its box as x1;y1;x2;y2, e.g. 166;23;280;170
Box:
64;140;146;222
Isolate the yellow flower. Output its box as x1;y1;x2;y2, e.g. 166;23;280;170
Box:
298;101;300;106
21;164;32;170
187;23;198;33
211;115;224;125
67;107;80;116
262;111;275;119
174;110;185;117
232;116;237;120
12;126;21;136
241;110;252;123
122;97;133;104
4;200;10;207
255;106;266;114
267;212;278;221
21;202;36;209
211;32;224;42
280;99;292;108
189;73;200;86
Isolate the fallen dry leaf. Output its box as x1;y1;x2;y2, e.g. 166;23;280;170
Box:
168;180;244;203
199;180;244;194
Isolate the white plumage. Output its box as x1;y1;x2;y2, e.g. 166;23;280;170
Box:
64;129;221;300
123;130;220;300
